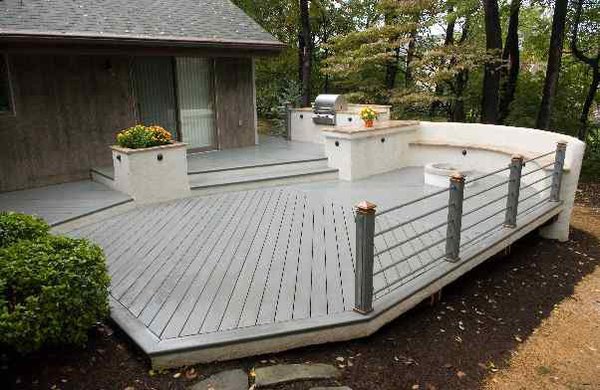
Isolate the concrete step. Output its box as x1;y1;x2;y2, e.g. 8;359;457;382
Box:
91;157;337;196
190;165;339;195
187;157;329;181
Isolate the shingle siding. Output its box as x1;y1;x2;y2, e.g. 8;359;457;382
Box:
0;0;281;47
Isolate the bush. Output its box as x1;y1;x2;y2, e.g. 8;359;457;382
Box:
116;124;173;149
0;212;50;248
0;235;110;353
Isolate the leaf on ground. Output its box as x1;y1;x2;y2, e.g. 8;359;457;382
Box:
185;368;198;379
456;371;467;378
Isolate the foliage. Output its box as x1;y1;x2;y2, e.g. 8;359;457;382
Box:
269;79;302;137
0;235;110;353
235;0;600;177
360;106;378;121
0;212;50;248
116;125;173;149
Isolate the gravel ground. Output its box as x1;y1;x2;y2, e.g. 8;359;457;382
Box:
2;185;599;390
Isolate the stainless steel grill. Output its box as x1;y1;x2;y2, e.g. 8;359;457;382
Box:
312;94;347;125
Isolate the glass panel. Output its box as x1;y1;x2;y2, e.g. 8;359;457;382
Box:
0;56;11;113
176;57;215;149
133;57;178;137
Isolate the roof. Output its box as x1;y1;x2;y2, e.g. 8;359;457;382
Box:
0;0;284;51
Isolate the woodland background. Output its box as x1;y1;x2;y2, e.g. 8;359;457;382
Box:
233;0;599;179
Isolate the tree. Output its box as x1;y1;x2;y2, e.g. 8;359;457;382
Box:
570;0;600;141
536;0;569;130
481;0;503;124
299;0;312;106
498;0;521;124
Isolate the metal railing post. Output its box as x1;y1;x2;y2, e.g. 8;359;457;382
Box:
354;200;376;314
550;142;567;202
445;174;465;262
504;155;524;227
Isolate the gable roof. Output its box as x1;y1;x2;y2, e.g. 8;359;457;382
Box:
0;0;284;51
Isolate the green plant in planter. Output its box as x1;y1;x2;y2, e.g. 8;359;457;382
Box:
0;235;110;353
0;211;50;248
116;124;173;149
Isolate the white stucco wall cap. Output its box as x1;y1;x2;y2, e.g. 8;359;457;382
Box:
323;120;419;140
110;142;188;155
409;139;572;171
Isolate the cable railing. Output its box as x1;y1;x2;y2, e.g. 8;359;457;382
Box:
352;142;567;315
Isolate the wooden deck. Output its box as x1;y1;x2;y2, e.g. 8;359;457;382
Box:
0;180;132;226
63;167;563;367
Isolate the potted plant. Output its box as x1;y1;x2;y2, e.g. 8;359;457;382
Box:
110;125;190;203
360;107;378;128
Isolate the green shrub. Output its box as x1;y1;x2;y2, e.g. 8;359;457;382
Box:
0;212;50;248
0;235;110;353
116;124;173;149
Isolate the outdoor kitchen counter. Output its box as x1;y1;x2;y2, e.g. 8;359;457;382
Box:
324;120;420;137
322;120;421;181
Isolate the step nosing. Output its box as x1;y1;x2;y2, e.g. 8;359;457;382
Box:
187;157;329;175
190;168;338;189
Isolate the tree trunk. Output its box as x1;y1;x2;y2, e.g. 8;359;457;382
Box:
430;9;456;117
299;0;312;107
450;20;470;122
535;0;568;130
578;69;600;140
452;70;469;122
498;0;521;124
481;0;503;124
570;0;600;141
405;27;417;88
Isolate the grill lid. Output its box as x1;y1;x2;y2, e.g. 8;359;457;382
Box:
313;94;347;114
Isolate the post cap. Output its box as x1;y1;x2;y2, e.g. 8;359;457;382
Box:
557;141;568;149
511;154;524;161
450;173;465;182
355;200;377;214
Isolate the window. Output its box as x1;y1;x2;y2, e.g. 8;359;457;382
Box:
0;55;13;114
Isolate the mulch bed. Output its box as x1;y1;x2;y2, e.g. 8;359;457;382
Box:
3;185;599;390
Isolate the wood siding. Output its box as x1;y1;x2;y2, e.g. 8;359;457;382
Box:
0;54;136;192
215;58;256;149
0;53;257;193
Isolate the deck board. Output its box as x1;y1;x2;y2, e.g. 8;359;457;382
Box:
0;180;132;226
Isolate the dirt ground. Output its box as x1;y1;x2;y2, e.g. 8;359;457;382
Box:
2;184;599;390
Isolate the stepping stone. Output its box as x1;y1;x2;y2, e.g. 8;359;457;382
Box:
310;387;352;390
254;364;340;387
189;369;248;390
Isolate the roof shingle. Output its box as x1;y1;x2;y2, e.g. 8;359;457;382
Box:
0;0;283;49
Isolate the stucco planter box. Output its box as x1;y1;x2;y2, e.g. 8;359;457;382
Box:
110;142;191;204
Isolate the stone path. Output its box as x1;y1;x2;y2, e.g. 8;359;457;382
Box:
254;364;340;387
189;369;247;390
188;364;345;389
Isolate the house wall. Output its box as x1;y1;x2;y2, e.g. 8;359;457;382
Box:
0;54;136;192
0;53;258;192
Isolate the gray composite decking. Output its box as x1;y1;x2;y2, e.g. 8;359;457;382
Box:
64;166;562;367
0;180;132;226
93;135;326;180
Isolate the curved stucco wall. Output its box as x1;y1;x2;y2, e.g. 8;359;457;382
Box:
407;122;586;241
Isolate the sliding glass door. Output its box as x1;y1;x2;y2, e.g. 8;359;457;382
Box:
133;57;216;150
132;57;178;138
175;58;216;150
